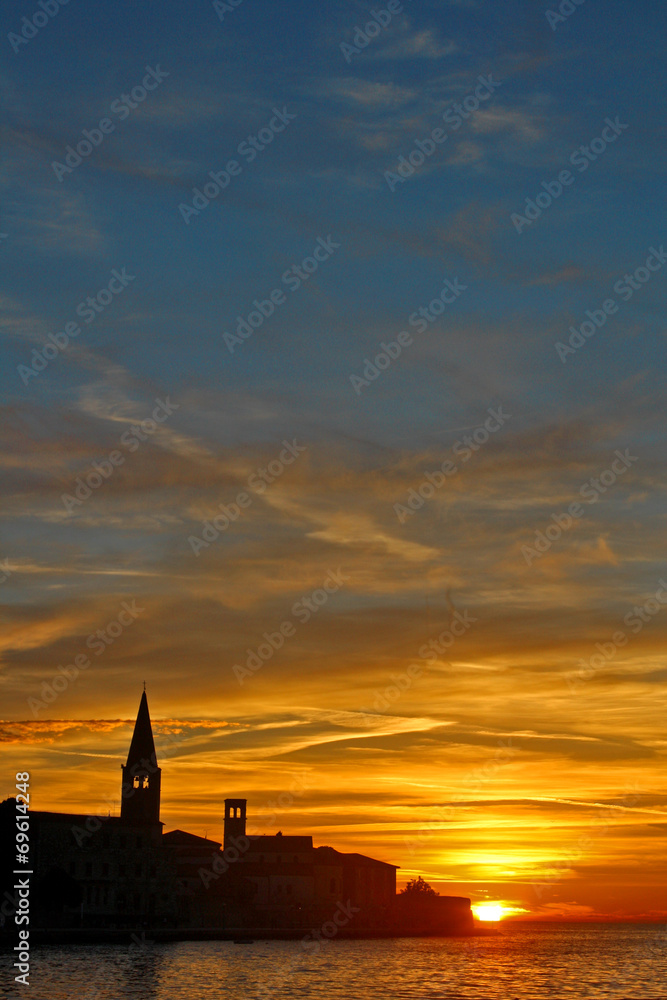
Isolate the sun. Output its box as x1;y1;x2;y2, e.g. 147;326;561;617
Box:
473;902;505;922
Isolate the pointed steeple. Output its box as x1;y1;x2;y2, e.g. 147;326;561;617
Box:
120;690;162;826
125;690;157;768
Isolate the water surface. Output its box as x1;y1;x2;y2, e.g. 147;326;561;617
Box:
3;923;666;999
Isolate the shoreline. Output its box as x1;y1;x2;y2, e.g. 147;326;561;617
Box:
0;926;498;947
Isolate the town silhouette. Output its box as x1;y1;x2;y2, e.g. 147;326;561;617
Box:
1;692;475;942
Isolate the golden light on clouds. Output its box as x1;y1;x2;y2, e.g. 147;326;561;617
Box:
2;397;667;921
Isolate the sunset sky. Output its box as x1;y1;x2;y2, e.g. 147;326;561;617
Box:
2;0;666;921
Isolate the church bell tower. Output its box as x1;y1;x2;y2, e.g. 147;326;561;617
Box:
224;799;247;850
120;690;162;825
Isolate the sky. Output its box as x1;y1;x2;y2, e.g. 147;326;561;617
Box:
1;0;666;921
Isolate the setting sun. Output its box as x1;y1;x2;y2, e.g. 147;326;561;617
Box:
473;903;505;922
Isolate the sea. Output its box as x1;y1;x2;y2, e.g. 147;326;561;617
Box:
2;923;666;999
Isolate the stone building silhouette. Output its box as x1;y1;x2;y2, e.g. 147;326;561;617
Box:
1;692;473;937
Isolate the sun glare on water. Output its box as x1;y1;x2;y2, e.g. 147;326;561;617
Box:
473;903;505;922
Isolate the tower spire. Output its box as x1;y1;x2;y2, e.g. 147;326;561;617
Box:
125;689;157;768
120;690;162;826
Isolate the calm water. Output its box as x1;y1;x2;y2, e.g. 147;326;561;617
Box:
2;924;666;1000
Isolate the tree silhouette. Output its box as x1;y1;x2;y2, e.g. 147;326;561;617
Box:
400;876;439;896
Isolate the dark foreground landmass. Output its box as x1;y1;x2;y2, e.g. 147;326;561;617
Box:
1;924;498;947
